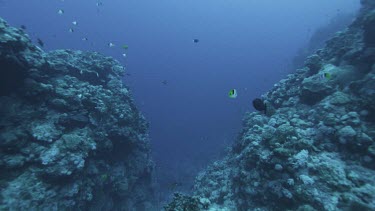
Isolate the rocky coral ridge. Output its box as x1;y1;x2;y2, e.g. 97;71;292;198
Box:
166;1;375;211
0;18;154;210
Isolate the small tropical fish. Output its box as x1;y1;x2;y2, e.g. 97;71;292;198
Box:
228;89;237;98
122;53;127;58
101;174;108;181
162;80;168;85
37;38;44;47
58;9;64;15
319;72;331;80
252;98;267;114
193;38;199;43
168;182;182;191
72;21;78;26
108;42;115;47
96;2;103;7
20;25;26;30
122;44;129;50
82;37;88;41
69;28;74;33
200;136;209;141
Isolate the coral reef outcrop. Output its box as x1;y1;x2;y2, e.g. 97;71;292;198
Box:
0;18;154;210
166;1;375;210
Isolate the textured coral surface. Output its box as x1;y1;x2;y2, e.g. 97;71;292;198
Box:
0;18;154;210
166;1;375;210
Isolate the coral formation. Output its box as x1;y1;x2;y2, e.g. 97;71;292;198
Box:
166;1;375;210
0;18;154;210
292;11;356;70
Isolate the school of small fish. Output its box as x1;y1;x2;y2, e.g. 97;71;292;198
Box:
54;2;129;59
24;1;201;88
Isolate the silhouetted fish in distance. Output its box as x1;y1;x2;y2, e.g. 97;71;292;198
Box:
37;38;44;47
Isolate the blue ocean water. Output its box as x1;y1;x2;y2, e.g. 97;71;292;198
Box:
0;0;360;204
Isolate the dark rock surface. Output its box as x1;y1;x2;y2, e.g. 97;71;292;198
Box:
166;1;375;210
0;18;155;210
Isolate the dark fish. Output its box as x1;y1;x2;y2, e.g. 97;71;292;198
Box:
200;136;209;141
168;182;182;191
20;25;26;30
162;80;167;85
193;38;199;43
37;38;44;47
252;98;267;114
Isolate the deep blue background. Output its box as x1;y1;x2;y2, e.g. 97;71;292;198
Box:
0;0;360;201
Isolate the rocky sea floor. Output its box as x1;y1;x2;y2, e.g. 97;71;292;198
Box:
1;0;375;210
